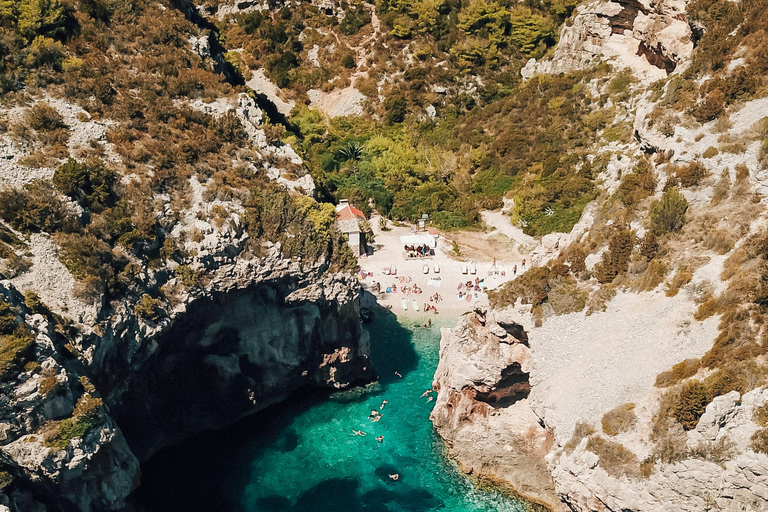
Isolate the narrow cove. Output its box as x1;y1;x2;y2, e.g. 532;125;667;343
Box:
135;310;531;511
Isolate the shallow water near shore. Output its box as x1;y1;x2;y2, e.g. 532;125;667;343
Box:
136;310;529;512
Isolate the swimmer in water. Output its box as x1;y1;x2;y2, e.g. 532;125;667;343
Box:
394;371;402;378
351;430;366;436
420;389;432;398
380;399;388;410
427;396;434;402
376;435;384;443
388;474;399;481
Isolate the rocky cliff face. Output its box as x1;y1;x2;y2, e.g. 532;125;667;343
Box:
430;308;562;512
432;303;768;512
0;254;374;511
522;0;693;82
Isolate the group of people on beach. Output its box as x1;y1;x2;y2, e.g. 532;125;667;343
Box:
404;244;432;258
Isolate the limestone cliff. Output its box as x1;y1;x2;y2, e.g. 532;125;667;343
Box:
0;253;374;511
521;0;693;82
430;308;562;512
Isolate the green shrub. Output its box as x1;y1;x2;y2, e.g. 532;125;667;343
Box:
650;187;688;235
43;416;93;449
23;290;43;313
53;158;117;213
134;294;162;321
341;54;356;68
602;403;637;436
0;325;35;380
0;180;78;233
0;470;11;490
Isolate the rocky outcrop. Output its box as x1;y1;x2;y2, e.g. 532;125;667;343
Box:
432;302;768;512
521;0;693;82
553;388;768;512
0;250;374;511
430;308;563;511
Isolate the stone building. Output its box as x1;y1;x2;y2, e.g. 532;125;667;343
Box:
335;199;367;256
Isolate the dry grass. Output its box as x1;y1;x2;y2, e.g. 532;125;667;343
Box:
665;268;693;297
565;421;595;454
655;358;701;388
586;436;640;478
601;403;637;436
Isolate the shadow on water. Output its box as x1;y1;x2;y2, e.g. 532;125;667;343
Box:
257;477;444;512
366;305;419;384
135;310;417;512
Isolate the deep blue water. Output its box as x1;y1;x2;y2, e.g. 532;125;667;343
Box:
136;310;529;512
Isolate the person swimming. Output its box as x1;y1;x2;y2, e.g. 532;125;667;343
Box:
380;399;388;410
351;430;366;436
376;435;384;443
388;474;399;481
420;389;432;397
394;371;402;378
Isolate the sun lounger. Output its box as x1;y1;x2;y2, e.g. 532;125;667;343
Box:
433;264;440;273
461;264;468;274
423;264;429;274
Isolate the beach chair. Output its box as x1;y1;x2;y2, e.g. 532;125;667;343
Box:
433;264;440;273
423;264;429;274
461;264;468;275
470;263;477;275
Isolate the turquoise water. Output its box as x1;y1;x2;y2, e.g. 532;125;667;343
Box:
137;310;528;512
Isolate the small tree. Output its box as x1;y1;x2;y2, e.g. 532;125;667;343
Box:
650;187;688;235
673;381;708;430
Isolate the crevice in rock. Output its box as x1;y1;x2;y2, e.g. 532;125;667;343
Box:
498;321;529;345
472;362;531;408
607;0;648;34
168;0;293;129
637;40;677;72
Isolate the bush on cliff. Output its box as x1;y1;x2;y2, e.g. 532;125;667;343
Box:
650;187;688;235
586;435;640;478
673;381;709;430
43;394;103;450
602;403;637;436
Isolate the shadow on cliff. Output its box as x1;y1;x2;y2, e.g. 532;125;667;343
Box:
134;308;418;512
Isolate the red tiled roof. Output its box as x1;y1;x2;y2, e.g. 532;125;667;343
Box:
336;204;365;221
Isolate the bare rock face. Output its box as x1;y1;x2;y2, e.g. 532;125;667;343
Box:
430;308;564;511
522;0;693;81
432;302;768;512
553;389;768;511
